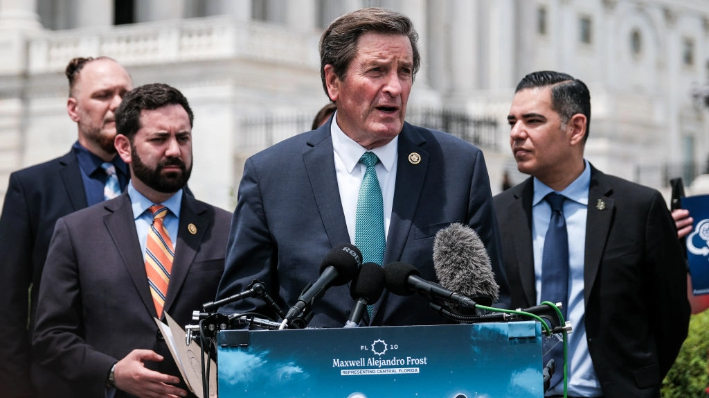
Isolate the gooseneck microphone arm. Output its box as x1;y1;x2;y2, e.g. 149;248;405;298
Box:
202;281;266;312
384;262;479;310
201;280;284;318
406;273;478;309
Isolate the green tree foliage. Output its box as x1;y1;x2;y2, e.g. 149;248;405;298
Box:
663;311;709;398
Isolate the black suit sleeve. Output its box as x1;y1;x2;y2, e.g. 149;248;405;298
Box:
646;191;690;378
32;218;116;397
0;173;36;398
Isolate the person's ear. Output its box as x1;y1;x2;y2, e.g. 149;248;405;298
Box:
114;134;132;164
67;97;80;122
568;114;587;146
324;65;341;103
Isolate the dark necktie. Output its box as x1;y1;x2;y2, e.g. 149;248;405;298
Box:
541;192;569;388
101;162;121;200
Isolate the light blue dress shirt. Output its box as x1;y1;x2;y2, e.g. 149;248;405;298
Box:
105;184;182;397
127;182;182;254
533;160;602;397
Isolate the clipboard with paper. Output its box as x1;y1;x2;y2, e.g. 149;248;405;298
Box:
154;313;217;398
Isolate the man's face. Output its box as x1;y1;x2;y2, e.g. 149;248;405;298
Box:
507;87;573;182
68;59;133;159
128;104;193;194
325;32;414;149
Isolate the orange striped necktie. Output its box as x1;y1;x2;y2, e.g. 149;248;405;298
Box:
144;205;174;318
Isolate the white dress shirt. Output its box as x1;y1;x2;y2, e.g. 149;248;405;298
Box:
330;111;398;244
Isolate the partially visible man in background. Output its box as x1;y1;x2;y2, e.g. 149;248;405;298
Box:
311;103;337;130
0;56;132;398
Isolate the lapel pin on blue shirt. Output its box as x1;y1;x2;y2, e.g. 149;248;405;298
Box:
408;152;421;164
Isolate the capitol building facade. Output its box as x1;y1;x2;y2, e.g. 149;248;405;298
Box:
1;0;708;209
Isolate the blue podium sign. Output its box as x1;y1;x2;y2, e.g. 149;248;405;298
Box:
217;322;543;398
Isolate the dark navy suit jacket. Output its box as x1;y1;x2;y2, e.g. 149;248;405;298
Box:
0;151;88;398
216;120;510;327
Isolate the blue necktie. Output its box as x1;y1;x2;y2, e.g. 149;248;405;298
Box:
541;192;569;388
355;152;385;319
101;162;121;200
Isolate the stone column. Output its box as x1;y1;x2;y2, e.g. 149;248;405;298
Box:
0;0;41;30
0;0;40;208
340;0;362;14
205;0;250;21
73;0;112;28
397;0;429;88
664;7;682;164
286;0;316;31
558;0;575;72
486;0;514;90
449;0;478;95
136;0;185;23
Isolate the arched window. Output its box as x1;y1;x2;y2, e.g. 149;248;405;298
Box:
537;6;547;36
683;38;695;67
630;29;642;56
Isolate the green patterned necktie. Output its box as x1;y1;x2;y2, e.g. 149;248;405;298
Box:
355;152;385;266
355;152;385;320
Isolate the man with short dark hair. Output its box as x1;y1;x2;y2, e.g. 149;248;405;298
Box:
32;83;231;398
216;8;510;327
495;70;689;397
0;56;132;398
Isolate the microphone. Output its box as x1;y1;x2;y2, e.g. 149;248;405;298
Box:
344;262;385;328
383;262;477;309
433;223;499;306
283;244;362;328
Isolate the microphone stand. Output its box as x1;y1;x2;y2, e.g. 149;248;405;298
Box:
202;280;285;319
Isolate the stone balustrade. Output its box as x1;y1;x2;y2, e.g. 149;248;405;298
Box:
25;16;320;74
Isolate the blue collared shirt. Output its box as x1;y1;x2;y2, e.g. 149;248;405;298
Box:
532;159;602;397
72;141;129;206
127;182;182;255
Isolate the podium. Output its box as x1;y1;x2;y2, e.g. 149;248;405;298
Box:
216;321;543;397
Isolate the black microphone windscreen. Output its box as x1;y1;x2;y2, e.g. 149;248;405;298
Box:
350;262;386;303
433;223;499;304
319;244;362;286
383;262;420;296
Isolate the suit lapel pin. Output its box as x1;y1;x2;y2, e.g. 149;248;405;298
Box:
188;223;197;235
408;152;421;165
596;199;606;211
